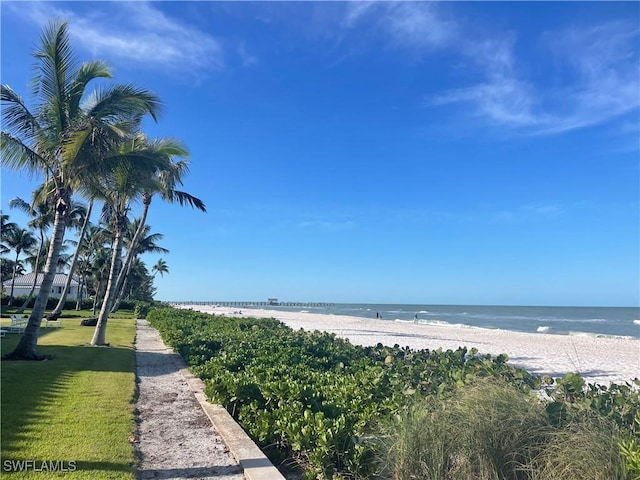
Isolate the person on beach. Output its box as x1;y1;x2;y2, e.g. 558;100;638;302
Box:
414;313;418;322
376;312;379;319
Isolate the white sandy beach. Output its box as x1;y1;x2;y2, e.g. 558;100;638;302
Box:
178;305;640;386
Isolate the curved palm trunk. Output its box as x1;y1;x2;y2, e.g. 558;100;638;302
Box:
75;275;84;310
91;217;125;346
111;196;150;312
52;199;93;315
5;193;69;360
92;276;104;316
8;251;20;306
17;232;44;313
111;259;134;312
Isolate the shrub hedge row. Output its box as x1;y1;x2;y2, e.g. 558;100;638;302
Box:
148;307;541;478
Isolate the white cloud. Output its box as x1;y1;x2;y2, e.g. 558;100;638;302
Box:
7;1;224;76
432;20;639;136
339;2;639;137
343;1;456;50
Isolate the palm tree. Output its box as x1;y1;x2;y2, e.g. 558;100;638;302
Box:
152;258;169;278
1;212;19;254
24;237;72;272
76;224;112;314
111;137;205;310
111;220;169;311
4;227;37;305
9;195;54;312
89;135;173;345
51;198;93;315
122;257;155;302
1;21;161;359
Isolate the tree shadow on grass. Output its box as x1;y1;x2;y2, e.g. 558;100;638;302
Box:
1;335;136;475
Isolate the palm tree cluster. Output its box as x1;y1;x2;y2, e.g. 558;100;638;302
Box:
1;209;168;308
1;21;206;359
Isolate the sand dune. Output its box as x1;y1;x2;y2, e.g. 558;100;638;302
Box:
178;305;640;386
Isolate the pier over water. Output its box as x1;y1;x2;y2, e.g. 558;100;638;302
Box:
169;301;335;308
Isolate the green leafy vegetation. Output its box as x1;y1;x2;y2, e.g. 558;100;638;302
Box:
148;307;541;478
148;307;639;479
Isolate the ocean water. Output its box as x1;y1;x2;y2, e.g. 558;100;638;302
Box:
242;303;640;339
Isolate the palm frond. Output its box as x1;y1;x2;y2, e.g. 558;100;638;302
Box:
167;189;207;212
83;84;162;124
147;137;189;158
0;132;50;176
32;20;78;134
1;85;40;138
68;60;112;119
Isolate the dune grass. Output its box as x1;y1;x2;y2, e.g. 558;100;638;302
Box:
1;313;137;479
379;380;629;480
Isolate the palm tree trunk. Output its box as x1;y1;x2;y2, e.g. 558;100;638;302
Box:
91;217;125;346
8;252;19;306
17;232;44;314
111;267;131;312
111;197;150;312
75;275;84;310
4;192;69;360
91;278;102;316
52;199;93;315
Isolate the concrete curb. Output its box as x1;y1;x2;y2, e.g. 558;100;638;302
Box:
167;351;286;480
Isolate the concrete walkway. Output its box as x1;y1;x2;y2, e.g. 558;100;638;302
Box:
135;319;287;480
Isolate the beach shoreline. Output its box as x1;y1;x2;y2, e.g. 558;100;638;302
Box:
177;304;640;386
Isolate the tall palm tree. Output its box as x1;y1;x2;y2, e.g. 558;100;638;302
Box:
9;194;54;312
89;135;172;345
152;258;169;278
24;237;72;272
111;220;169;310
1;21;161;359
77;224;112;314
4;227;37;305
51;198;93;315
122;257;154;302
111;137;205;309
1;212;19;254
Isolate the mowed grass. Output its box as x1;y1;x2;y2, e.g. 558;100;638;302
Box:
1;312;137;479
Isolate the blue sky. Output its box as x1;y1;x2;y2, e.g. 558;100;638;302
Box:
1;1;638;307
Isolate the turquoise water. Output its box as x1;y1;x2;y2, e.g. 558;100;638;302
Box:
245;303;640;339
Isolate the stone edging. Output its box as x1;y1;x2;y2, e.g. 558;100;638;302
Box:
166;348;286;480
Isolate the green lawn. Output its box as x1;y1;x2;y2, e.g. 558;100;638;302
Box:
1;313;137;479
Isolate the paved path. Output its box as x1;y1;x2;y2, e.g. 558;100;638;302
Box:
134;320;244;480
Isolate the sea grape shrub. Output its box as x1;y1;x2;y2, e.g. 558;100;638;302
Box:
147;307;538;479
545;374;640;433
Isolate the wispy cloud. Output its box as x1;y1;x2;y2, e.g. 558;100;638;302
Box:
339;3;639;137
343;2;456;50
7;1;224;77
432;20;639;136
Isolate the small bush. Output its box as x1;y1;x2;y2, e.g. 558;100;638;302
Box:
134;302;151;319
